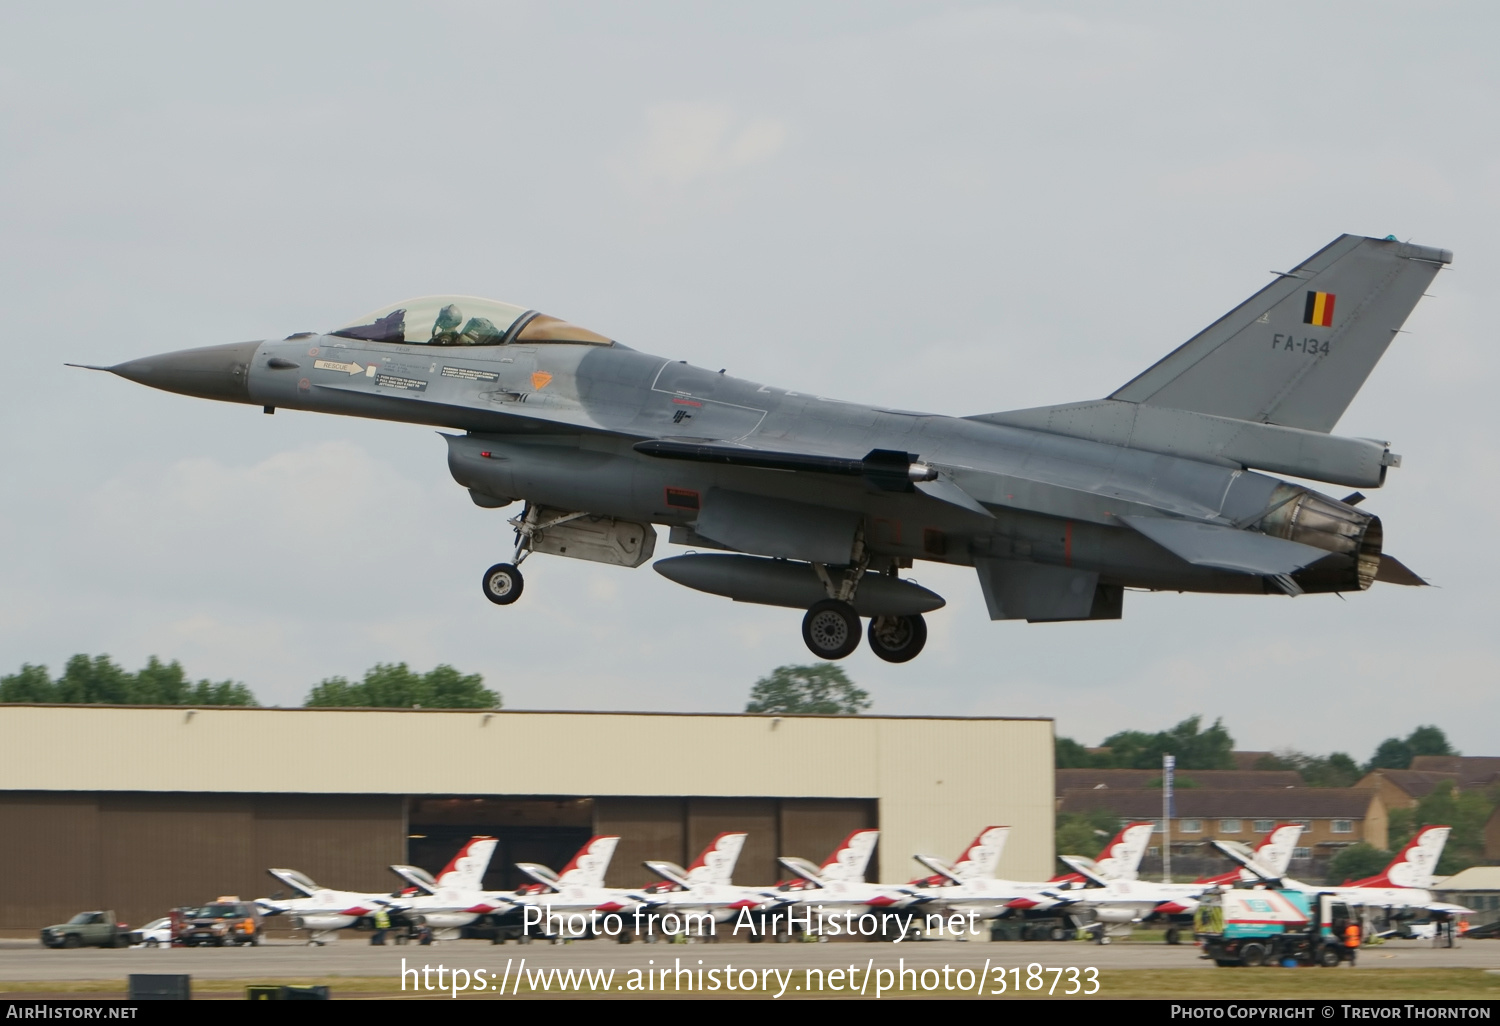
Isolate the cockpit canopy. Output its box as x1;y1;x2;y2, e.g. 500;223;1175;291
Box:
331;295;612;347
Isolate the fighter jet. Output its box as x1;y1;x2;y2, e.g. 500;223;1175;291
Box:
77;234;1445;661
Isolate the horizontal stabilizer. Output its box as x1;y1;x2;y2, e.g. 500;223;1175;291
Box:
1122;515;1329;576
1376;554;1427;586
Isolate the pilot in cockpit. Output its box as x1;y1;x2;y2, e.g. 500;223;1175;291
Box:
429;303;505;346
430;304;464;345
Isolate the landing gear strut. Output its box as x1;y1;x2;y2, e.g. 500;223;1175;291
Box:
480;503;593;607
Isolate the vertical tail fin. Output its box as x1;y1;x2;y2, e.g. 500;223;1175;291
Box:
950;826;1009;881
683;832;747;887
433;836;498;891
1244;823;1304;879
554;835;620;889
1093;822;1155;881
818;829;880;884
1351;825;1450;889
1111;235;1450;432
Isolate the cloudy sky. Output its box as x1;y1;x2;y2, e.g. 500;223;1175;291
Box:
2;2;1495;758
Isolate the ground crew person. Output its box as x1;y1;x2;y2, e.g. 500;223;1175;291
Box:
1343;921;1360;965
371;909;391;946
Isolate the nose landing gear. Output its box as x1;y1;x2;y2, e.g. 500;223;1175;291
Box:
481;563;524;605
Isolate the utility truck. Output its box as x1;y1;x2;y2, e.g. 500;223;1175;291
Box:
1194;888;1356;967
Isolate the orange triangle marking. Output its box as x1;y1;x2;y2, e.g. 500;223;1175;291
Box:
530;371;552;390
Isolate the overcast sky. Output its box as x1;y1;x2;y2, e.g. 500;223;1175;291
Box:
1;2;1495;758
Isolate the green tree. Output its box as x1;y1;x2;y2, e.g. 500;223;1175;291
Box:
1365;725;1457;772
1055;810;1122;862
1098;715;1235;770
0;655;255;706
0;664;54;702
745;664;870;715
1366;737;1413;771
1406;725;1456;758
1257;749;1361;787
1326;843;1391;885
1055;736;1095;768
303;663;500;709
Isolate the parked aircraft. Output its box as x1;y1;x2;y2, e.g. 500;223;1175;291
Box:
636;832;781;928
762;829;892;921
502;835;656;936
1221;825;1470;914
257;835;497;944
379;838;508;938
81;235;1444;662
911;822;1154;921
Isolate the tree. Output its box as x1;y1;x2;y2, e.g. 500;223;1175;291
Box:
303;663;500;709
1366;737;1413;772
0;655;256;705
1097;715;1235;770
1406;725;1456;758
1055;736;1094;768
1326;843;1391;885
1365;725;1457;772
1055;810;1121;862
745;664;870;715
1258;749;1361;788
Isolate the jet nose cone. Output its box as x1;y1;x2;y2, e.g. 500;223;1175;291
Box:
110;339;262;402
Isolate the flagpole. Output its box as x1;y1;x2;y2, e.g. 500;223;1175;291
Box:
1162;753;1174;884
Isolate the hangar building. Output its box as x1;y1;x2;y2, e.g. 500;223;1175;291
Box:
0;705;1053;930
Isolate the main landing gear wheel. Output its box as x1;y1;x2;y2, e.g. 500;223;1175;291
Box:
482;563;524;605
867;614;927;663
802;600;861;660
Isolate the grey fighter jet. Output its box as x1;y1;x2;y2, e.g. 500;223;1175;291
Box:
76;234;1444;663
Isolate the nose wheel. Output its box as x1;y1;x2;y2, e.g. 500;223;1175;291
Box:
482;563;524;605
867;614;927;663
801;600;861;660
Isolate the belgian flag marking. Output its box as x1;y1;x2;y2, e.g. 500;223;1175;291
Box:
1303;291;1336;327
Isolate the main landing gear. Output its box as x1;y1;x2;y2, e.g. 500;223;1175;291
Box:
799;603;928;663
799;552;930;663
